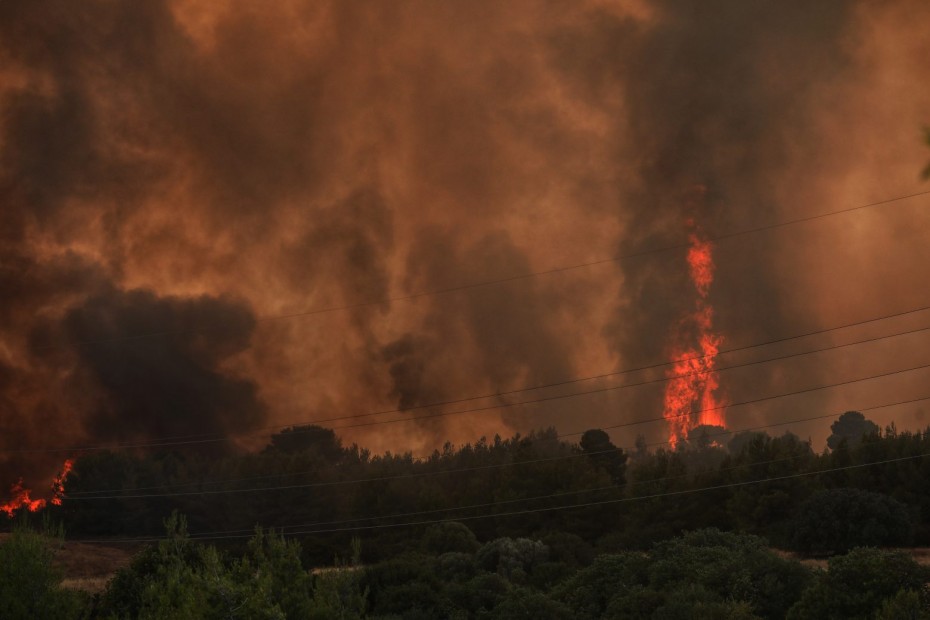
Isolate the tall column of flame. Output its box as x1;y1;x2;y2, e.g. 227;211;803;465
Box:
0;459;73;517
662;220;727;448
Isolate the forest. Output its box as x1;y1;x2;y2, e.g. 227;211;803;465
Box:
2;411;930;618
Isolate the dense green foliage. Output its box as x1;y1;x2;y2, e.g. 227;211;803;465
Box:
0;522;87;620
787;548;930;619
96;513;366;619
26;415;930;559
4;519;930;618
553;529;810;619
3;413;930;617
344;527;815;618
789;488;913;554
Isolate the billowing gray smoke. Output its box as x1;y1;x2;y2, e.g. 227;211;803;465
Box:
573;2;859;426
1;0;928;494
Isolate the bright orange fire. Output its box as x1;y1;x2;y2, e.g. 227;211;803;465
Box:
0;480;46;517
50;459;74;507
663;217;727;448
1;459;74;517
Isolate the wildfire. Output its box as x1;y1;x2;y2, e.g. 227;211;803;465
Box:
663;213;727;448
0;480;45;517
50;459;74;506
0;459;74;517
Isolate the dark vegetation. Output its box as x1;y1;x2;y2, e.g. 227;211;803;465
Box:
2;411;930;618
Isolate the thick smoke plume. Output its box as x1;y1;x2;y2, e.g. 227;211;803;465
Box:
1;0;929;494
47;288;263;444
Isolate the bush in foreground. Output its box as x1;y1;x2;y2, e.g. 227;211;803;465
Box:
788;488;913;555
787;547;930;619
0;523;87;620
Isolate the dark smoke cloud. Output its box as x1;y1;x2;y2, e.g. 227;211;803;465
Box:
1;0;929;492
382;229;577;441
587;1;852;357
35;288;263;445
548;1;882;438
286;188;394;325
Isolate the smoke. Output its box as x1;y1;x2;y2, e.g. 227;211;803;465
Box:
2;0;930;492
589;2;849;356
380;229;578;442
574;1;930;443
45;288;263;444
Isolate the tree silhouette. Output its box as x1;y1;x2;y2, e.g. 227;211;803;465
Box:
580;429;628;485
826;411;879;451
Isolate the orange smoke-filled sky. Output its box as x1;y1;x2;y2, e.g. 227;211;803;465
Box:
1;0;929;491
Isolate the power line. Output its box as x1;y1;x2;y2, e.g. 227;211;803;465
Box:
591;359;930;436
60;372;930;502
60;446;629;500
325;331;930;436
63;392;928;498
136;327;930;445
131;303;930;446
108;395;929;538
45;189;930;352
13;304;930;455
55;400;842;496
274;452;930;538
105;447;814;538
69;448;930;544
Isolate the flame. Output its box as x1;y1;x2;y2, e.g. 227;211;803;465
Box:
1;459;74;517
663;215;727;448
50;459;74;506
686;231;715;298
0;479;46;517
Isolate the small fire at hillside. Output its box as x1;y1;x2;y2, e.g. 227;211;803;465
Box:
1;459;73;517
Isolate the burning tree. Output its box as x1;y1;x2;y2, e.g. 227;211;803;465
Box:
0;459;73;518
662;198;727;448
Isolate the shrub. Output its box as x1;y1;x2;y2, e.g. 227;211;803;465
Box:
787;547;930;619
436;551;477;582
490;587;574;619
788;488;913;555
421;521;480;555
476;537;549;580
552;552;649;619
0;524;86;620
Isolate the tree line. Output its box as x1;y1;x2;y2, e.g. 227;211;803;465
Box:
23;411;928;561
2;410;930;617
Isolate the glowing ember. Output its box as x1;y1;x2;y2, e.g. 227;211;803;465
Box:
663;216;727;448
1;459;74;517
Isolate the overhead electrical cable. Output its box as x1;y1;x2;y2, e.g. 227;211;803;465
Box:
139;303;930;445
254;452;930;538
60;383;930;501
46;188;930;352
63;391;930;498
61;411;809;496
69;448;930;544
88;450;820;538
589;359;930;436
12;304;930;455
91;394;930;537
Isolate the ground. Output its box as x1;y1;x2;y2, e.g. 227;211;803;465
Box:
0;533;136;594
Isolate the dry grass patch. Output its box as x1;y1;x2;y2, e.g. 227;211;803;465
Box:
52;540;136;586
1;531;137;593
773;547;930;570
